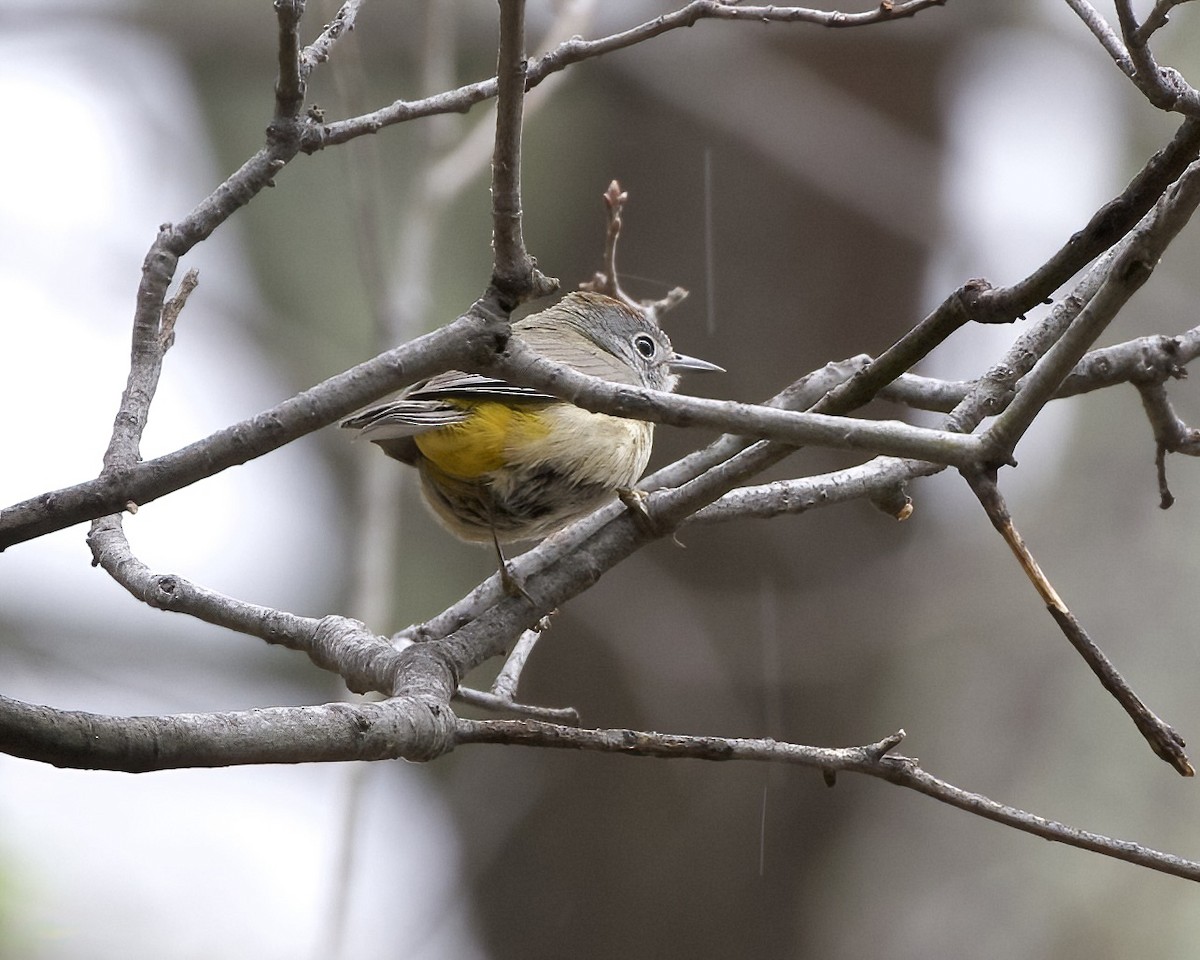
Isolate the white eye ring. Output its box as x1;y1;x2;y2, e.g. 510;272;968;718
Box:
633;333;657;359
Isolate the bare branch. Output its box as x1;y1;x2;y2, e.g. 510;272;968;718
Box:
809;108;1200;425
491;628;546;703
0;310;494;550
1156;440;1176;508
579;180;688;315
700;252;1123;537
966;115;1200;325
158;267;198;352
1063;0;1133;75
1059;331;1198;397
0;693;455;772
298;0;362;81
677;325;1200;526
455;686;580;724
1070;0;1200;116
1113;0;1200;115
692;458;927;524
1135;379;1200;456
273;0;307;122
2;320;975;554
488;340;984;466
490;0;556;304
1133;0;1199;46
307;0;949;151
530;0;950;78
1136;379;1200;507
876;329;1200;413
424;0;597;213
983;159;1200;461
456;718;1200;882
963;469;1193;775
85;517;406;693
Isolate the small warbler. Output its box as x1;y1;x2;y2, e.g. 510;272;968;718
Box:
341;291;722;551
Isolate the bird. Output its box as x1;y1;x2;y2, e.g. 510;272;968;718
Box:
341;291;722;578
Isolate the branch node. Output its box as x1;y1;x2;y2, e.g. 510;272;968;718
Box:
865;729;907;760
159;267;200;352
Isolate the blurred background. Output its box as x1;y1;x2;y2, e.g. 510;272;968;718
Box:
3;1;1200;957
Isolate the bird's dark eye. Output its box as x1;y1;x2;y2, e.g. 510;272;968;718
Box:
633;334;657;359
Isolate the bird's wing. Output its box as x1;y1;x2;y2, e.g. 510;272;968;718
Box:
406;371;556;402
341;399;471;441
340;367;558;455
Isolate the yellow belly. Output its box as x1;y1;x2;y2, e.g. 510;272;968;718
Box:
413;400;550;479
413;401;654;542
414;399;652;489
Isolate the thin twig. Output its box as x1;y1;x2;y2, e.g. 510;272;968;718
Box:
307;0;949;151
580;180;636;307
299;0;362;80
1135;380;1200;455
455;686;580;723
158;268;199;353
809;105;1200;424
1156;442;1175;508
984;160;1200;461
692;460;925;524
691;293;1145;525
274;0;307;122
0;314;487;550
875;329;1200;412
963;468;1193;776
577;180;691;314
1133;0;1198;46
85;523;407;694
491;628;545;703
455;718;1200;882
490;0;556;304
1059;331;1197;396
1113;0;1200;115
1135;379;1200;507
489;340;984;465
529;0;949;79
424;0;598;205
1062;0;1133;75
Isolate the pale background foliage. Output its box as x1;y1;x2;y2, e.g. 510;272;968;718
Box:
2;2;1200;958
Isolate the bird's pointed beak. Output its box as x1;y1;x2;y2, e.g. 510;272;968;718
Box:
669;352;724;373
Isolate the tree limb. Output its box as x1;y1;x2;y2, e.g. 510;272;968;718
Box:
456;718;1200;882
0;694;453;772
490;0;556;304
983;159;1200;461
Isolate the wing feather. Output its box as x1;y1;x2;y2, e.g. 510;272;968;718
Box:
341;400;470;441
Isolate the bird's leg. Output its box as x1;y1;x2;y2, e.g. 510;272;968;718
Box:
617;487;662;537
490;524;534;602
